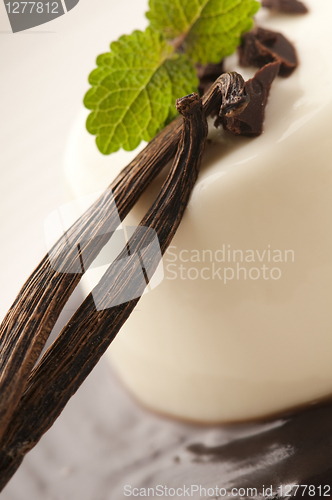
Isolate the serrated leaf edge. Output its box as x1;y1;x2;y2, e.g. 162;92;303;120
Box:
85;29;176;154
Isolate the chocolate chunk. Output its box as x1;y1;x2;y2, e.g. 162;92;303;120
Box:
262;0;308;14
196;61;224;96
239;27;298;77
221;62;280;137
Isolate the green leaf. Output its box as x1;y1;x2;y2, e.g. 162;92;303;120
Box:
147;0;260;63
146;0;209;40
84;28;198;155
85;0;259;155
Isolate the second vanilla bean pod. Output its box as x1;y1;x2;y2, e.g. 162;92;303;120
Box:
0;73;247;442
0;92;209;489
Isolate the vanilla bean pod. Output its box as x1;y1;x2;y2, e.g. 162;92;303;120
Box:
0;73;249;486
0;73;247;443
0;92;210;488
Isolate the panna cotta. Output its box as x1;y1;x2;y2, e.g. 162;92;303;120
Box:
64;0;332;423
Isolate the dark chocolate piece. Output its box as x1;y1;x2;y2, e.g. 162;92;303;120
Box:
239;26;298;77
196;61;224;96
262;0;308;14
221;62;280;137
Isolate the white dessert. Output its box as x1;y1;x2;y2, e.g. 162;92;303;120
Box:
64;0;332;423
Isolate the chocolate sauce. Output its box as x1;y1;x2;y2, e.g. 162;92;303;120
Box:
186;402;332;499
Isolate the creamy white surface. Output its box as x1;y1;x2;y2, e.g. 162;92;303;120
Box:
64;0;332;422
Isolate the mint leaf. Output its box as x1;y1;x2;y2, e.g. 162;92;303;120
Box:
147;0;260;63
84;28;197;155
186;0;260;63
146;0;209;40
85;29;174;154
85;0;259;155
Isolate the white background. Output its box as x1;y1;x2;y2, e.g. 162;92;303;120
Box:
0;0;150;320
